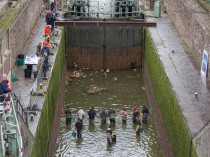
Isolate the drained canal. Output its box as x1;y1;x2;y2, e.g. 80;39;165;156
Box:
55;69;162;156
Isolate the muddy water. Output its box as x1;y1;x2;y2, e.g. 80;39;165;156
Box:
55;69;162;157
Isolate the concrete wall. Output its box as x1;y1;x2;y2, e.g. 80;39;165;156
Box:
194;122;210;157
9;0;43;67
164;0;210;75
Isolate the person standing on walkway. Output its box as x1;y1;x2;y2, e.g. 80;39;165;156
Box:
42;52;49;78
75;118;83;139
36;43;42;56
78;107;85;122
41;36;51;56
88;106;96;123
121;108;127;123
142;105;149;124
65;107;72;125
44;25;51;37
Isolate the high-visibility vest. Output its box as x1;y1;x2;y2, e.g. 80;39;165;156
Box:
45;27;51;35
43;39;51;47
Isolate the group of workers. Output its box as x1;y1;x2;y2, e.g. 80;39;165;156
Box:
35;12;57;78
64;105;149;143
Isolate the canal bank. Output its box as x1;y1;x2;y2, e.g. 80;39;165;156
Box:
7;4;210;156
144;13;210;157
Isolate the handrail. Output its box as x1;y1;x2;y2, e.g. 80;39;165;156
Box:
12;93;28;126
10;95;23;157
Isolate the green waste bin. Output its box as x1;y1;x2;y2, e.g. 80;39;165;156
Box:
33;71;38;78
154;1;161;18
17;58;24;66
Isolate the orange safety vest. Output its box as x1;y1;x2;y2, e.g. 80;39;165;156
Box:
43;39;51;48
44;27;51;35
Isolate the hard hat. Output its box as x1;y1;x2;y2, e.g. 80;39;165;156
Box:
47;25;52;28
46;35;50;39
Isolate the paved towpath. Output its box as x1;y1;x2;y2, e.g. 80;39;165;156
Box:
148;14;210;136
12;12;62;136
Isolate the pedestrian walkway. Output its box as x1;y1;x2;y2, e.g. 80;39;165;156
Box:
12;12;63;136
148;13;210;136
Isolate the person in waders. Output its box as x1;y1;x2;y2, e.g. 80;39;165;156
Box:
135;118;141;135
78;107;85;123
142;105;149;124
75;118;83;139
65;107;72;125
88;106;96;123
106;126;113;144
100;108;106;124
121;108;127;123
133;108;139;124
108;108;116;124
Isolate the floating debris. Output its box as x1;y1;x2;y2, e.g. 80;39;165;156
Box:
113;77;117;81
86;87;106;94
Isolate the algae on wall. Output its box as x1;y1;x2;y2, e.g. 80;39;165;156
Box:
30;29;66;157
144;29;198;157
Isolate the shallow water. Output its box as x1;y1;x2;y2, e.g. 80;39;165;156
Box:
55;69;162;157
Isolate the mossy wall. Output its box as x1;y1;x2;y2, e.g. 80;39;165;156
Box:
30;30;66;157
144;29;198;157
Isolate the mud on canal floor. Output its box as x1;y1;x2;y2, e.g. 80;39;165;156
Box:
55;69;162;157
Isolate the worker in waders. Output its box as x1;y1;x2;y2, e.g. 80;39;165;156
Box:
121;108;127;123
106;126;113;144
108;108;116;124
142;105;149;124
65;107;72;125
100;108;106;124
133;108;139;124
135;118;141;135
78;107;85;123
88;106;96;123
75;118;83;139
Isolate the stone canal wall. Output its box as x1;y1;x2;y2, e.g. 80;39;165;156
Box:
164;0;210;76
193;122;210;157
144;29;198;157
9;0;43;67
30;30;66;157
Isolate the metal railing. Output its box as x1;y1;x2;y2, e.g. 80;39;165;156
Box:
12;93;28;126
